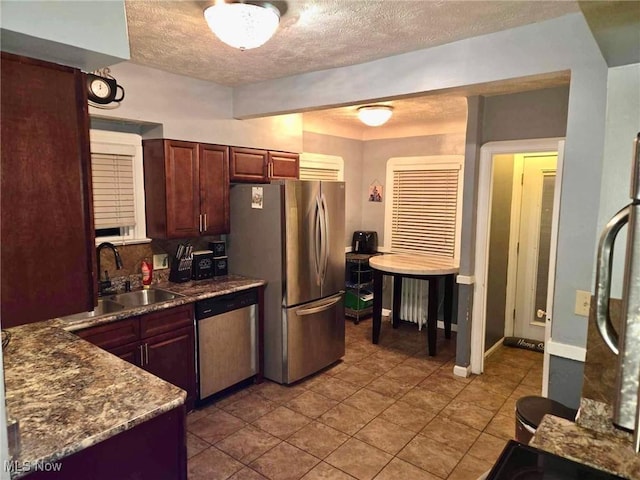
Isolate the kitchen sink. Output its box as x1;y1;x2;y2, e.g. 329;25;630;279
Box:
63;299;126;320
108;288;183;308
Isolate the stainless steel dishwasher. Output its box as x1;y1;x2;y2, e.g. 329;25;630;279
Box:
195;288;258;402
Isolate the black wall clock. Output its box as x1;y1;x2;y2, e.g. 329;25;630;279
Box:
86;73;125;105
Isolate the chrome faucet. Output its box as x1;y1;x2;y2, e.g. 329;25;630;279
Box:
97;242;124;296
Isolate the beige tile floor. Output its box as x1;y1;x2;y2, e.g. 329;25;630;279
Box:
187;318;543;480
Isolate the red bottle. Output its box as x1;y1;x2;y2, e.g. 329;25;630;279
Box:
141;258;153;289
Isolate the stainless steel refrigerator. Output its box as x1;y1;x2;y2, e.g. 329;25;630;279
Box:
228;180;345;384
595;132;640;450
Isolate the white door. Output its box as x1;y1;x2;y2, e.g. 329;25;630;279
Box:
513;154;558;341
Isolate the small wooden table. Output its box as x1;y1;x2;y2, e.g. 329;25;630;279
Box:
369;253;459;356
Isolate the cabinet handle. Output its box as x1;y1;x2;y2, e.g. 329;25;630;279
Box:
139;345;145;366
204;213;207;232
144;343;149;365
199;214;203;233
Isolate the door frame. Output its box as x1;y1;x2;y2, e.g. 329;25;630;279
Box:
470;138;564;389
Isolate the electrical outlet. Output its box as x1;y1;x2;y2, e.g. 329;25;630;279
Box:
574;290;591;317
153;253;169;270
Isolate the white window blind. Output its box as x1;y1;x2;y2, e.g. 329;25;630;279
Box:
299;166;340;181
299;153;344;181
91;152;136;229
385;156;463;260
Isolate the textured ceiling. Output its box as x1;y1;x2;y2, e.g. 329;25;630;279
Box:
125;0;579;87
124;1;577;138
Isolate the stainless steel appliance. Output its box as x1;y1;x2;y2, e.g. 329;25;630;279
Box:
195;289;259;401
595;132;640;450
228;180;345;384
351;231;378;253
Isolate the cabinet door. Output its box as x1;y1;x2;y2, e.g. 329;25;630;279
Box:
76;318;140;350
108;341;142;366
140;304;193;339
200;144;230;235
1;53;96;326
164;141;201;238
269;151;299;180
144;326;196;411
230;147;268;183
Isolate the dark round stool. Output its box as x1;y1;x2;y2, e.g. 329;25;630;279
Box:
515;395;577;444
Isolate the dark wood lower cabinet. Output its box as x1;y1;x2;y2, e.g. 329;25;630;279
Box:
76;305;196;411
23;406;186;480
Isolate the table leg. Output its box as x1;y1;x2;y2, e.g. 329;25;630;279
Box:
372;269;383;344
444;274;454;339
392;275;402;329
428;278;438;356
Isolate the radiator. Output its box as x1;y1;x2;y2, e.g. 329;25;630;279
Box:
399;279;429;330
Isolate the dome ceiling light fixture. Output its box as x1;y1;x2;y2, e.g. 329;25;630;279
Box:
357;105;394;127
204;1;281;51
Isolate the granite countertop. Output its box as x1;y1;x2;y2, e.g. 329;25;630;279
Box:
3;274;265;478
530;398;640;479
3;321;185;479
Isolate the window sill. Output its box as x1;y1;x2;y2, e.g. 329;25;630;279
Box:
94;237;152;247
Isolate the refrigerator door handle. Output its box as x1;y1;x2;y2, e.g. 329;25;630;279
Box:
595;205;630;355
320;193;330;285
314;195;323;285
296;292;343;316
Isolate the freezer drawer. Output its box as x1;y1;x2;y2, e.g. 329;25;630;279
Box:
197;304;257;400
284;292;345;383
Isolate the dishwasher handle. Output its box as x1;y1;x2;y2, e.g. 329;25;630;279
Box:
296;293;343;316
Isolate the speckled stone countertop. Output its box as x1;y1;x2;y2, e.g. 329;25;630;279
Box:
59;275;266;332
3;321;185;479
531;398;640;479
4;275;265;479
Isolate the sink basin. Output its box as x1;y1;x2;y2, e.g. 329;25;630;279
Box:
108;288;183;308
63;299;126;320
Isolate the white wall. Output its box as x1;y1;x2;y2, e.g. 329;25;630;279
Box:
91;62;303;153
596;64;640;298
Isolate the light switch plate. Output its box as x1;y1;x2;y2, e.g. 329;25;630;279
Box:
574;290;591;317
153;253;169;270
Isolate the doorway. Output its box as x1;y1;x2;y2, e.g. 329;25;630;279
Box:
470;138;565;397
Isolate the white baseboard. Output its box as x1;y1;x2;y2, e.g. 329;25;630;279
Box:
484;337;504;358
453;364;471;378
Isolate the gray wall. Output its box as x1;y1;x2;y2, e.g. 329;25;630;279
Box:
361;133;467;247
483;87;570;143
302;131;364;247
485;154;515;351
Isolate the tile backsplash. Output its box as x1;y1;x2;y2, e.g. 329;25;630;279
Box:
96;237;222;291
582;296;622;404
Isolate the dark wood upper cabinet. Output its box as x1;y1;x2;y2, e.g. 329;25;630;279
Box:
200;144;230;235
269;151;300;180
1;53;96;326
143;139;230;238
230;147;299;183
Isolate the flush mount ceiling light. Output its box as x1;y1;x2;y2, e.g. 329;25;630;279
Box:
357;105;394;127
204;1;281;51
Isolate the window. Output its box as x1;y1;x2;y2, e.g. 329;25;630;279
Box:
90;130;149;245
299;152;344;181
384;156;464;261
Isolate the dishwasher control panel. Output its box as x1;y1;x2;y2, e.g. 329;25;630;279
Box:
195;288;258;319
